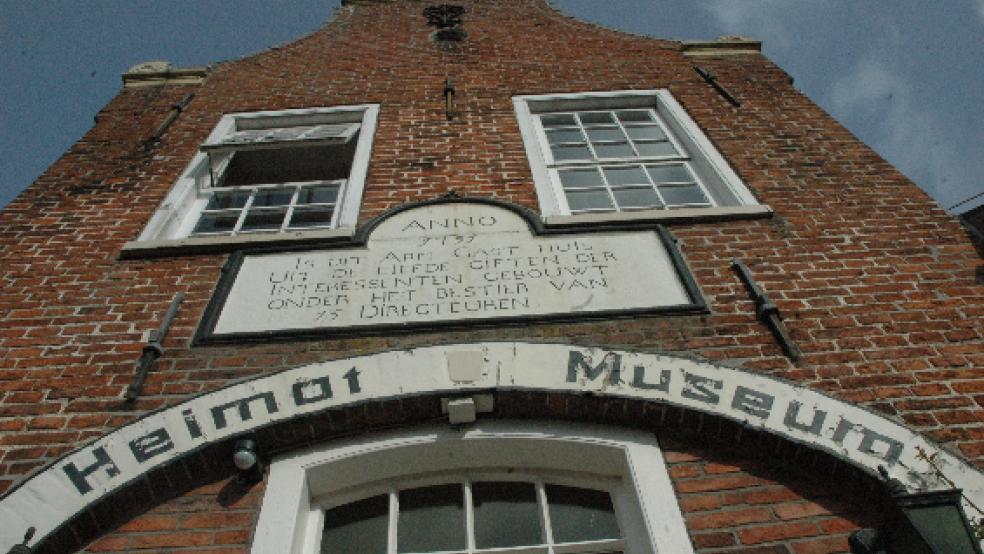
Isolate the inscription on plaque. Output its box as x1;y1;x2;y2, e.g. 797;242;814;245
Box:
207;202;697;337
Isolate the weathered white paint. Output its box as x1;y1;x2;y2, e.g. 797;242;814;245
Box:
2;342;982;551
211;203;691;336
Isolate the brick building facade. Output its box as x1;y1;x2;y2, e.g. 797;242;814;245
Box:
1;1;983;553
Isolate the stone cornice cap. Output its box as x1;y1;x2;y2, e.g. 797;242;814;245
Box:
681;35;762;56
122;60;208;88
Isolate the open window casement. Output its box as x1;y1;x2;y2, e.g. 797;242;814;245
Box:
200;123;360;154
131;105;378;249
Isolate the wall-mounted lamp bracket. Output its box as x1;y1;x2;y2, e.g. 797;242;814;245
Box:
444;76;456;120
125;293;185;401
732;259;801;361
849;467;983;554
695;66;741;107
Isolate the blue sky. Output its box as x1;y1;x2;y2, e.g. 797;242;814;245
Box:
2;0;982;212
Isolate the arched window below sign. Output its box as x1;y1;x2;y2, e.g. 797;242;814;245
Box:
320;478;622;553
250;421;694;554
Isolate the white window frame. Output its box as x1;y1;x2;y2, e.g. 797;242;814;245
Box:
131;104;379;248
513;90;767;225
251;421;695;554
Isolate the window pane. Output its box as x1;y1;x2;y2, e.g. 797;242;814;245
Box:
473;482;541;549
659;184;710;206
397;484;465;553
298;185;338;205
546;129;584;144
546;485;620;544
558;168;603;189
585;127;625;142
634;141;678;157
540;114;576;127
240;208;287;232
289;207;335;228
566;190;613;211
593;142;634;158
321;495;389;554
193;212;239;235
603;166;649;186
613;188;662;209
578;111;614;125
551;144;593;161
615;110;653;123
646;164;693;183
625;125;667;141
252;188;294;207
205;190;250;210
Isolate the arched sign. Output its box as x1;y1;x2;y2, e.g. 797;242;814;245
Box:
2;342;982;551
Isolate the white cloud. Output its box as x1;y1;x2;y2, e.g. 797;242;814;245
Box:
700;0;979;209
700;0;800;50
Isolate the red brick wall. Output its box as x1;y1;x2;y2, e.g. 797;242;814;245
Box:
1;0;982;551
82;479;264;554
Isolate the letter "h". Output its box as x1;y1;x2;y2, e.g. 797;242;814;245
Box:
63;447;120;495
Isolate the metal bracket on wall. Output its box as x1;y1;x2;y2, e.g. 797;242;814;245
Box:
125;292;185;401
444;76;456;120
145;93;195;147
732;259;801;361
694;66;741;107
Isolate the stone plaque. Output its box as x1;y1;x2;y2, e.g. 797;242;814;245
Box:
198;201;702;341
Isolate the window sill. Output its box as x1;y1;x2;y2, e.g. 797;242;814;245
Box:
120;226;356;259
542;204;772;228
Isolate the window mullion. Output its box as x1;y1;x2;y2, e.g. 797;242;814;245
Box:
571;113;599;162
388;489;399;554
330;180;344;228
232;192;255;234
464;481;476;554
612;111;641;158
642;163;669;207
536;480;554;553
596;165;618;212
282;185;301;232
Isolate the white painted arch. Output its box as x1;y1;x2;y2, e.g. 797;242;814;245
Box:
1;342;982;552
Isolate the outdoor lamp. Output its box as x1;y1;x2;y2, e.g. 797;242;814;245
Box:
232;439;264;483
850;468;982;554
